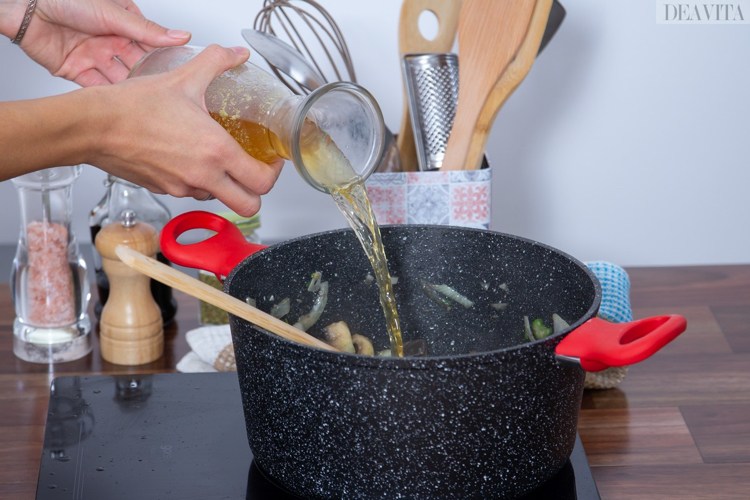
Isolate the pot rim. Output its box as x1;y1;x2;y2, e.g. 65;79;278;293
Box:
224;224;603;365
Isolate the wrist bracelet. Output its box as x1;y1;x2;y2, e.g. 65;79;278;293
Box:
11;0;38;45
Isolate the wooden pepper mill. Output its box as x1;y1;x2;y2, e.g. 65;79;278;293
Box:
95;209;163;365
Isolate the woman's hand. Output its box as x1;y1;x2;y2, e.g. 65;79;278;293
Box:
86;45;284;216
14;0;191;86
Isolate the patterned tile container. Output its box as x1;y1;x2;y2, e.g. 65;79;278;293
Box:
365;166;491;228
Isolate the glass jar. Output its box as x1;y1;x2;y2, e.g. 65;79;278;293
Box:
11;166;91;363
128;45;386;192
89;176;177;324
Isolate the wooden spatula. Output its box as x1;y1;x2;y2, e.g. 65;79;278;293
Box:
397;0;462;172
442;0;553;170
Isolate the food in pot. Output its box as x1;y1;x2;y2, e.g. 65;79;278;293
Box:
421;281;475;309
252;269;573;356
270;297;291;319
323;321;356;353
531;318;553;339
321;322;376;356
318;320;429;358
524;313;571;341
293;272;329;331
352;333;374;355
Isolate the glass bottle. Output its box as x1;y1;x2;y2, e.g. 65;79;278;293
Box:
11;166;91;363
89;176;177;324
128;45;386;193
88;176;111;318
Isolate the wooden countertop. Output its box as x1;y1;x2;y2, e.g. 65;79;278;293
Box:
1;265;749;499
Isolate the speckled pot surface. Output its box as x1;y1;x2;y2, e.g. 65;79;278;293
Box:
224;225;601;499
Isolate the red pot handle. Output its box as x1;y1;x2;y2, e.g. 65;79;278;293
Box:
160;210;267;280
555;315;687;372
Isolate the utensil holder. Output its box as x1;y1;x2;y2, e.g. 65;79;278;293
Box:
365;159;491;228
371;52;489;227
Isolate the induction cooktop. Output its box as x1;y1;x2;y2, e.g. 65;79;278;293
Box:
36;372;600;499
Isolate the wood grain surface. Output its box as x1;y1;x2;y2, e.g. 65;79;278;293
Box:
580;265;750;499
1;265;749;499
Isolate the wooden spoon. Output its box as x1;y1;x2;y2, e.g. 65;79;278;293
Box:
397;0;462;172
115;245;337;352
442;0;553;170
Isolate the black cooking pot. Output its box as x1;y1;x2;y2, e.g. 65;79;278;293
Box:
162;211;685;499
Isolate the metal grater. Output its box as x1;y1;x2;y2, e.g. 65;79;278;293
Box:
402;53;459;171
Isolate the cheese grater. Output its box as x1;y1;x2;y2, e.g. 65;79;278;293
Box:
402;53;459;171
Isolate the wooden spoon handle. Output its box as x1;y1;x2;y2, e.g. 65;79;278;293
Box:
397;0;462;172
115;245;337;352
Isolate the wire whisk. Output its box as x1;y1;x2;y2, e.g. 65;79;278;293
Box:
253;0;357;88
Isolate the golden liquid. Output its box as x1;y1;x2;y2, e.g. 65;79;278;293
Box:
210;112;360;188
331;181;404;357
212;114;404;356
210;111;281;164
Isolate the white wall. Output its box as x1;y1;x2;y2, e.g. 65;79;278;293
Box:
0;0;748;266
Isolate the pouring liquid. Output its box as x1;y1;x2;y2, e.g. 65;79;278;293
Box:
212;114;404;356
330;181;404;357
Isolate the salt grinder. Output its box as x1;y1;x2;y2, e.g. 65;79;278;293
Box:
95;210;163;365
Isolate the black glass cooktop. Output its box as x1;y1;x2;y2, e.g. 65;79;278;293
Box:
36;373;600;499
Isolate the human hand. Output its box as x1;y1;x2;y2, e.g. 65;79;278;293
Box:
12;0;191;86
85;45;284;216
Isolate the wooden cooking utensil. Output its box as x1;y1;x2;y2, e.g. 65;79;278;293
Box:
397;0;462;172
115;245;338;352
442;0;553;171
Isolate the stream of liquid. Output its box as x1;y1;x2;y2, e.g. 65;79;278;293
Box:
212;114;404;356
330;181;404;357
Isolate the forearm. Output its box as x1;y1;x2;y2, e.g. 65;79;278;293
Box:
0;0;27;40
0;88;107;179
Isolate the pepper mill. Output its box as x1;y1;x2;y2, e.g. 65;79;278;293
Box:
89;176;177;323
95;210;163;365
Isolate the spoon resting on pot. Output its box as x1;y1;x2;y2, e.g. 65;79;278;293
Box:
115;245;338;352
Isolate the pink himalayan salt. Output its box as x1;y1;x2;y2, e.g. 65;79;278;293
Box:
26;221;75;326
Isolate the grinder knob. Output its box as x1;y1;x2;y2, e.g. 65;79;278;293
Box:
95;210;163;365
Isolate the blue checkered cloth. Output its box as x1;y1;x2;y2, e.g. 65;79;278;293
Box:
585;261;632;324
582;261;633;388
